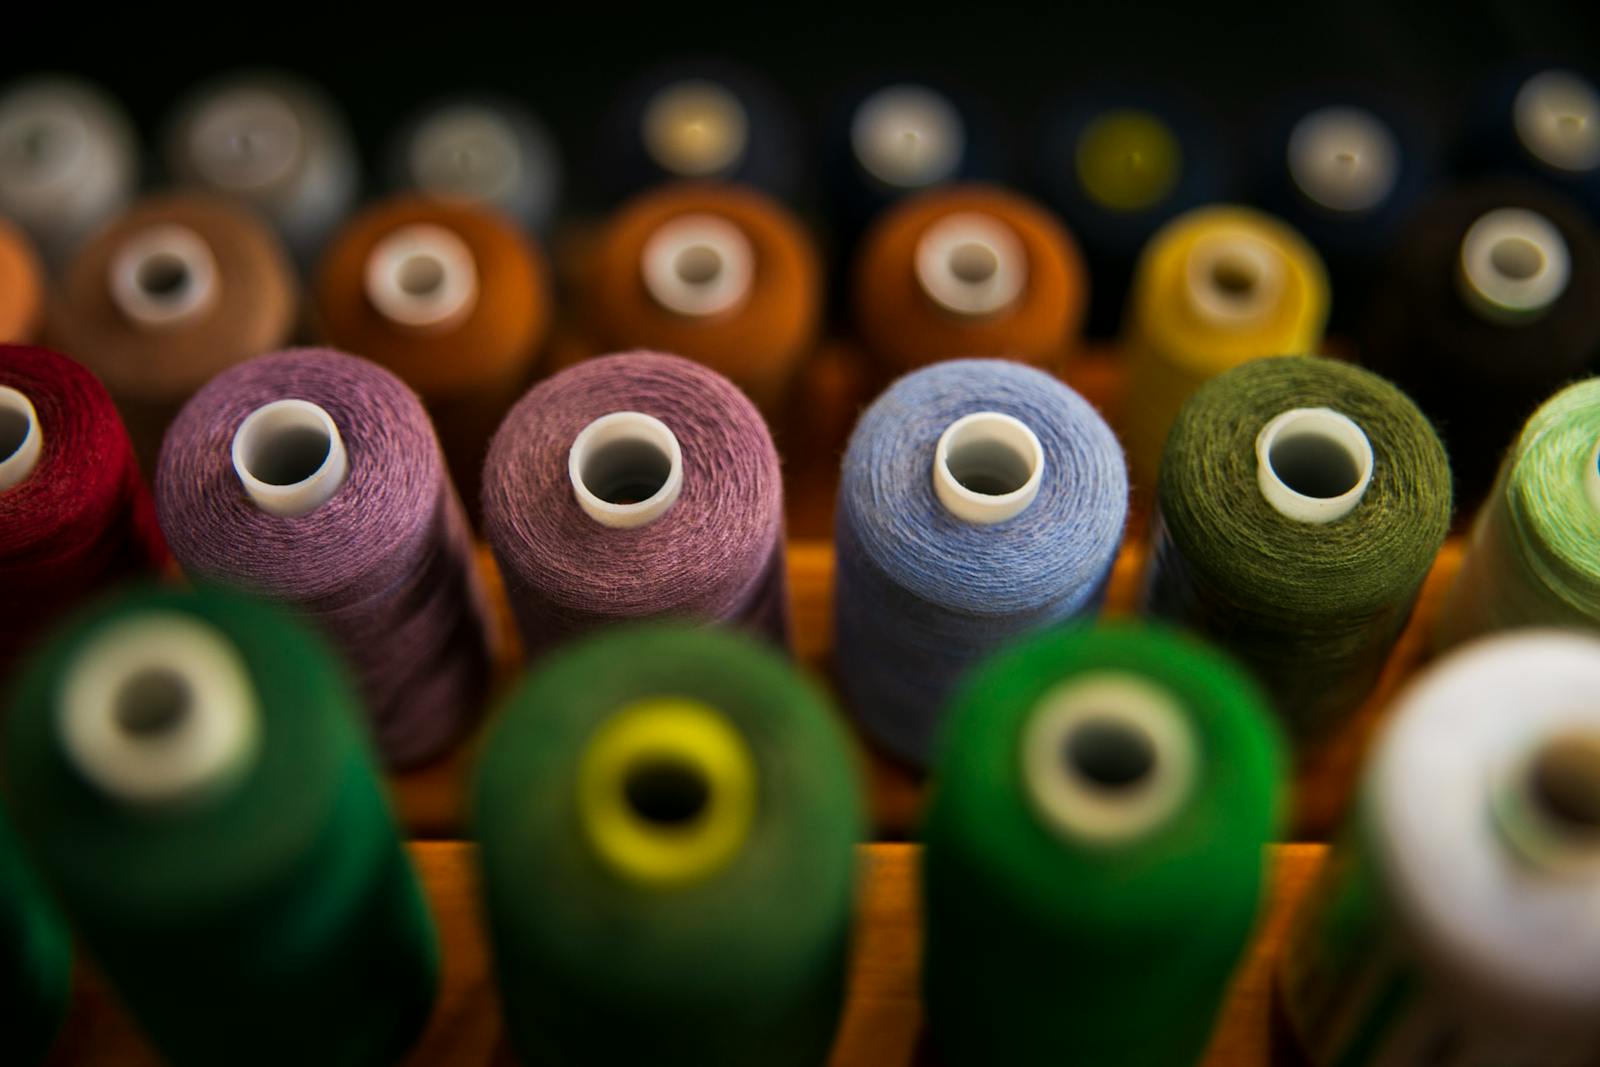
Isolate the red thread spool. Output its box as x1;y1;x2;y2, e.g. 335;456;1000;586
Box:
0;344;168;673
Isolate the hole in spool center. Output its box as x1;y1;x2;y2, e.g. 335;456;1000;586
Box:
673;244;723;287
945;436;1034;497
581;436;672;505
1528;735;1600;841
0;406;29;464
397;252;446;297
948;241;999;285
137;252;192;301
242;423;332;487
114;668;193;740
1210;253;1260;300
1268;432;1363;500
623;756;710;826
1490;236;1546;281
1064;717;1156;791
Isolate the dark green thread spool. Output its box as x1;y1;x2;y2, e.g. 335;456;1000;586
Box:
0;806;70;1065
1;585;437;1066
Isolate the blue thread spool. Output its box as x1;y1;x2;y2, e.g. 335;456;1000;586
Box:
833;358;1127;768
1457;66;1600;224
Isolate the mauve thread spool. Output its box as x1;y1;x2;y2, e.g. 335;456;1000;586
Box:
575;183;821;416
0;76;137;268
1360;179;1600;504
164;72;358;268
852;184;1087;375
0;217;44;342
155;347;494;767
0;344;168;676
1458;67;1600;223
484;351;787;660
46;194;298;471
314;195;551;508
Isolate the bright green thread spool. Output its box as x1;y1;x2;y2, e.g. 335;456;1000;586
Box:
1147;355;1451;748
1438;378;1600;650
921;623;1285;1067
0;807;70;1066
473;624;864;1067
1;585;437;1067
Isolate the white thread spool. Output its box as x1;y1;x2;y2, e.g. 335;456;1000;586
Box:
1514;70;1600;174
363;223;480;332
0;385;43;491
851;84;965;189
1255;407;1375;524
1183;230;1286;327
186;88;304;194
1022;673;1198;844
1458;207;1570;323
914;212;1028;317
641;80;749;178
231;399;349;518
409;105;523;204
58;613;261;807
640;214;754;318
1287;106;1400;213
107;224;220;329
933;411;1044;525
569;412;684;529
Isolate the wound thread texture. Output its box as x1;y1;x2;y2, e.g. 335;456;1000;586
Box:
834;358;1127;767
155;347;494;767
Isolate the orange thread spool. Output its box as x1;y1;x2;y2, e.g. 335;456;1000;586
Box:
0;217;44;342
576;182;821;416
852;184;1088;374
314;195;551;508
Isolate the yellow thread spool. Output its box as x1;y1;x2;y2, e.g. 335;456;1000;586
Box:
1075;109;1183;213
1122;205;1328;487
577;699;756;888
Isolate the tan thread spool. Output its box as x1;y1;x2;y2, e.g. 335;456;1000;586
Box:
0;216;44;342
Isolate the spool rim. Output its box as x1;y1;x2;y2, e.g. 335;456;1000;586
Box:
913;212;1028;317
108;224;221;329
639;213;755;318
1254;407;1375;524
1514;70;1600;174
1182;230;1286;327
187;88;304;193
57;613;262;807
1286;105;1400;214
850;84;965;189
363;222;481;332
230;398;350;518
409;106;523;202
1458;207;1570;323
932;411;1045;524
568;411;684;529
640;79;749;179
0;384;43;491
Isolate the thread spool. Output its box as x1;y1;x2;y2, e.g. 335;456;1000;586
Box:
0;806;70;1067
1280;630;1600;1065
164;73;358;267
473;624;862;1067
923;623;1283;1067
1459;67;1600;223
46;194;297;469
155;348;494;767
1146;355;1451;749
0;76;136;267
0;217;43;342
484;351;787;659
1122;204;1328;488
1360;179;1600;504
834;358;1126;767
1;585;437;1066
1437;378;1600;650
386;96;562;234
0;345;168;675
577;184;820;415
314;195;550;506
596;61;801;204
1034;88;1231;335
852;184;1087;374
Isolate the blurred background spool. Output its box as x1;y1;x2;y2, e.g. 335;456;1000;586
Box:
1280;630;1600;1064
1034;87;1231;336
572;183;820;418
156;348;494;767
385;96;563;235
1122;204;1328;489
0;76;136;269
1458;67;1600;222
1146;356;1450;750
0;807;70;1067
851;184;1087;375
1;585;437;1067
474;624;862;1067
595;60;802;206
0;344;168;676
1360;178;1600;505
1437;378;1600;651
0;217;44;341
45;193;298;468
164;72;358;268
314;194;551;507
834;358;1126;768
923;623;1284;1067
484;351;786;659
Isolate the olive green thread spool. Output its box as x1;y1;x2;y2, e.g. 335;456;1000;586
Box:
921;623;1285;1067
1145;355;1451;749
0;806;70;1066
473;624;863;1067
1;585;437;1067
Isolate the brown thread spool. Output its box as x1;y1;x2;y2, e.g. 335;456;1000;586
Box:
0;216;44;342
852;184;1088;374
314;195;550;509
45;193;297;469
574;182;821;416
